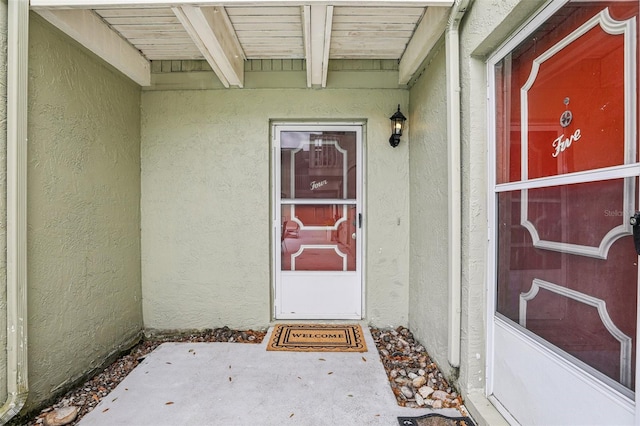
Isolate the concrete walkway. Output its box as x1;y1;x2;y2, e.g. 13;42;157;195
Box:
78;326;464;425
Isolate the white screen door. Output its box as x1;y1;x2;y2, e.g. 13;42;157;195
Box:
488;2;639;424
272;124;363;319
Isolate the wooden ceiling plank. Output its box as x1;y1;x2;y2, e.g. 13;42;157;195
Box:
130;37;196;44
94;7;175;17
113;23;187;31
332;30;413;38
235;30;301;37
103;15;181;24
332;14;421;24
35;8;151;85
173;5;245;87
398;5;448;84
331;22;416;31
145;53;203;59
226;6;301;16
228;14;300;23
122;31;193;38
233;22;302;30
335;6;424;15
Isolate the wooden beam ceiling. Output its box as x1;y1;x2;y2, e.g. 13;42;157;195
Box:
303;5;333;87
398;5;449;84
35;8;151;86
173;6;245;88
32;1;455;88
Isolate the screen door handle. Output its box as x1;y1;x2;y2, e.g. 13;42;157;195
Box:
631;212;640;255
358;213;362;229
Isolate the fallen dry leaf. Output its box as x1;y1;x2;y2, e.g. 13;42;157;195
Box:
102;408;109;413
289;413;294;418
362;357;367;362
328;372;333;375
165;401;174;405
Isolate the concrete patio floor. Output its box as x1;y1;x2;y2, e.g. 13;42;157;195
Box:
78;326;466;425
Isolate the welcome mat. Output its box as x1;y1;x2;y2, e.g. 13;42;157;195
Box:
266;324;367;352
398;413;476;426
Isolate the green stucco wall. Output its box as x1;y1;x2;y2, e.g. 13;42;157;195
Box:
457;0;547;401
408;43;452;377
405;2;550;423
24;16;143;410
141;88;410;330
0;0;7;406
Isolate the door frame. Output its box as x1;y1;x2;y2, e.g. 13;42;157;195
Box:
485;0;640;423
270;121;366;320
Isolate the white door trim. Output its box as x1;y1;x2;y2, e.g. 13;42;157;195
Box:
271;121;365;320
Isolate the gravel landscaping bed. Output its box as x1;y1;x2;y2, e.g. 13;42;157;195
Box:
371;327;463;410
17;326;464;426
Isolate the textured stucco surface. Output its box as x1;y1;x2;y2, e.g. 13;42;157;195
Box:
407;45;451;376
0;0;7;406
457;0;546;399
141;88;410;330
25;16;143;410
400;2;551;421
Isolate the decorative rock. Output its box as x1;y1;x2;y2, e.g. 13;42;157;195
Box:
394;377;411;386
418;369;426;376
412;376;427;388
418;386;434;399
431;390;448;401
415;393;426;407
43;406;78;426
400;386;414;399
432;400;444;409
408;372;418;379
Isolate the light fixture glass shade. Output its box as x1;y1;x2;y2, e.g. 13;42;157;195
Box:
389;104;407;147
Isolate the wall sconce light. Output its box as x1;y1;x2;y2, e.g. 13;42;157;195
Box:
389;104;407;148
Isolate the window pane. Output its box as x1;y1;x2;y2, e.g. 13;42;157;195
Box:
280;131;357;200
281;204;356;272
496;185;637;390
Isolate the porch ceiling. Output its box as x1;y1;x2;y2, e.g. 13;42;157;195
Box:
31;0;454;87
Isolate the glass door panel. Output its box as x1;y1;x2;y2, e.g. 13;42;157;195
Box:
280;204;356;271
280;130;358;273
496;181;637;391
280;131;357;200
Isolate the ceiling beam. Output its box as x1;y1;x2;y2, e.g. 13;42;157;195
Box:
172;6;245;88
303;5;332;88
31;0;454;10
398;6;449;84
35;8;151;86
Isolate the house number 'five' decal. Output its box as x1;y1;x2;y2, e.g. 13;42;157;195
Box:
552;129;581;158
